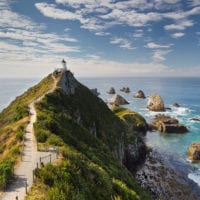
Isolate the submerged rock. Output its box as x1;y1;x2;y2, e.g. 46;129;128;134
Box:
134;90;146;99
151;114;188;133
120;87;130;93
107;87;116;94
147;93;165;112
110;94;129;106
188;142;200;161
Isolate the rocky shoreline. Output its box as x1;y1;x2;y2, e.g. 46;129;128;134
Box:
135;150;200;200
105;85;200;199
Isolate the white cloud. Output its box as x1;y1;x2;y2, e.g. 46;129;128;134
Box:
0;0;80;57
164;20;194;30
188;0;200;7
171;32;185;38
146;42;172;49
35;3;80;20
61;56;171;77
152;50;171;62
133;29;143;38
95;32;110;36
33;0;200;41
110;37;133;49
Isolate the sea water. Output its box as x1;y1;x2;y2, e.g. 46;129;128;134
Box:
0;78;40;111
0;77;200;186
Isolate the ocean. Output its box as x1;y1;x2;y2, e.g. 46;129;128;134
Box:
1;77;200;187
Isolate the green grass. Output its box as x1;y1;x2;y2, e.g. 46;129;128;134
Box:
28;76;151;200
0;74;54;190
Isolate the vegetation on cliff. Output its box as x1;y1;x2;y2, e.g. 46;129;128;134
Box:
0;75;53;190
28;73;151;199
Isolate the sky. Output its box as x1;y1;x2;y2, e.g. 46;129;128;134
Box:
0;0;200;78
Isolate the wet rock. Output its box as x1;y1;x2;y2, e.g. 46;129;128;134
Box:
90;88;100;96
134;90;146;99
151;114;188;133
190;118;200;122
173;103;180;107
147;93;165;112
188;142;200;161
107;87;116;94
120;87;130;93
135;150;200;200
110;94;129;106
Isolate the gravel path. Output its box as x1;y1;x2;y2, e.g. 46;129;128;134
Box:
0;75;58;200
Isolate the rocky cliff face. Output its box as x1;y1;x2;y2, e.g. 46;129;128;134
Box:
59;71;79;94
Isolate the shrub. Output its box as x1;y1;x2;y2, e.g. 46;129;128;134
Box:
47;135;63;146
13;105;29;121
35;129;50;143
16;126;24;141
0;159;14;190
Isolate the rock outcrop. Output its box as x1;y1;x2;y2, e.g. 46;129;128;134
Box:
90;88;100;96
173;103;180;107
112;106;148;171
120;87;130;93
107;87;116;94
110;94;129;106
134;90;146;99
136;150;200;200
188;142;200;161
147;93;165;111
59;71;78;94
190;118;200;122
151;114;188;133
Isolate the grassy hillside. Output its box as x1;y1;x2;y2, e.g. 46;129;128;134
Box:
0;75;54;190
28;73;151;200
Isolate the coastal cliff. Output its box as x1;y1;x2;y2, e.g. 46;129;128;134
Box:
28;71;151;199
1;71;199;199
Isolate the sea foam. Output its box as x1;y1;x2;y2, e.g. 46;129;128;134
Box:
188;170;200;187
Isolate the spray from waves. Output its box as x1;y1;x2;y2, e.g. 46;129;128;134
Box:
143;106;192;118
188;170;200;187
171;107;192;117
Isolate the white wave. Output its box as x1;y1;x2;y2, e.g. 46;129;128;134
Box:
188;170;200;187
172;107;191;116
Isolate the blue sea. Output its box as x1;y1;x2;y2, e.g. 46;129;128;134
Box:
1;77;200;186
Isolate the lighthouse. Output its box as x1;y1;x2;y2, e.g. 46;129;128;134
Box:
62;59;67;71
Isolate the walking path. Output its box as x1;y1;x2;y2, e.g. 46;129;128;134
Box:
0;74;58;200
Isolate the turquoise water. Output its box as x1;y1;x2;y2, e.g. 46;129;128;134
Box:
1;77;200;185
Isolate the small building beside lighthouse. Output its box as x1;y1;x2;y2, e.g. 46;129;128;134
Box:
62;59;67;71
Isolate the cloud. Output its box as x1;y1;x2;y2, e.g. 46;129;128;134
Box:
164;20;194;30
35;3;80;20
33;0;200;47
146;42;172;49
133;29;143;38
171;32;185;38
188;0;200;7
152;50;171;62
95;32;110;36
110;37;133;49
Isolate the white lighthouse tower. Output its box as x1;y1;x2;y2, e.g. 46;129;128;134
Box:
62;59;67;71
